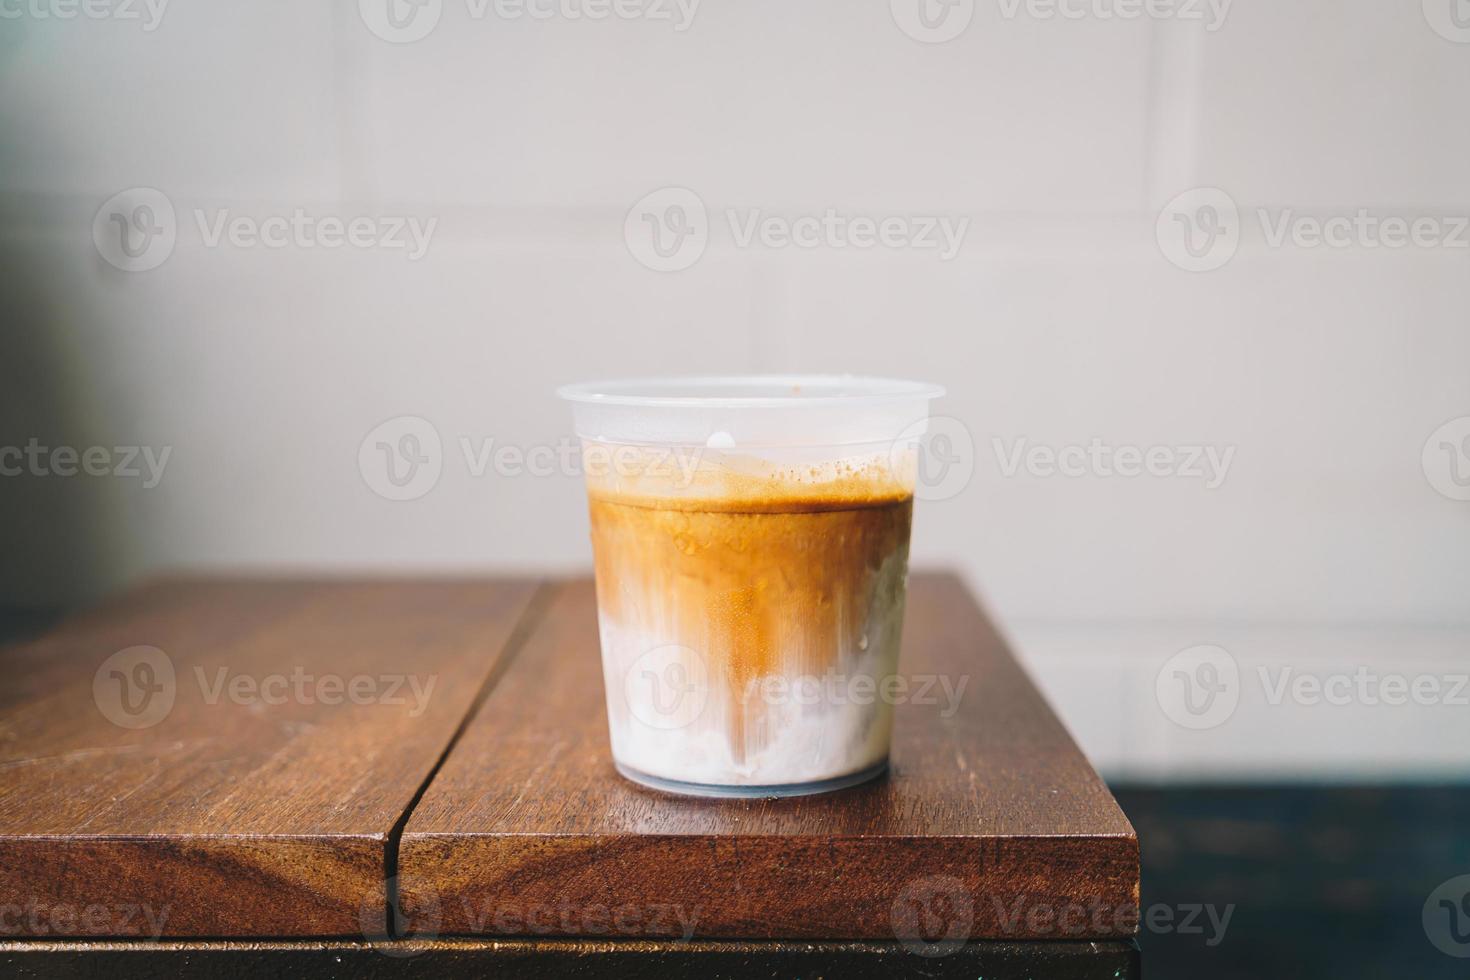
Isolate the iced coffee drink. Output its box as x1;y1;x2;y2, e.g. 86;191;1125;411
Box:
559;377;942;797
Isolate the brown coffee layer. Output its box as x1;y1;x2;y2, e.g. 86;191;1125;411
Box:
588;490;913;759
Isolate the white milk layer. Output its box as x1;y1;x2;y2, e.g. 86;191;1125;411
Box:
599;551;910;788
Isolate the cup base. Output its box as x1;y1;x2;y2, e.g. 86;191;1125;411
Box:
614;758;889;799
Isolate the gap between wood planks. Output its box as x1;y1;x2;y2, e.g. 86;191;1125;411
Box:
381;579;561;939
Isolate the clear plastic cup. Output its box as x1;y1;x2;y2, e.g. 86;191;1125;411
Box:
558;375;944;798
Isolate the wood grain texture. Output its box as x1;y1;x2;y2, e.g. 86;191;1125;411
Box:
0;577;542;938
0;937;1141;979
399;573;1139;941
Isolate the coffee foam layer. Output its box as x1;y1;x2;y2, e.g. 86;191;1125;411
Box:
580;442;918;512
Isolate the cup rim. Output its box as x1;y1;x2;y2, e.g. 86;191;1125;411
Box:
556;374;944;408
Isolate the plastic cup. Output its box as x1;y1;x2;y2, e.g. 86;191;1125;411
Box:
558;375;944;798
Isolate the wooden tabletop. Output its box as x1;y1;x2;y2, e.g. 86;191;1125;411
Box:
0;573;1137;944
0;578;539;937
399;575;1138;941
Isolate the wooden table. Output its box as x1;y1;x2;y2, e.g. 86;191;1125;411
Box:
0;574;1139;978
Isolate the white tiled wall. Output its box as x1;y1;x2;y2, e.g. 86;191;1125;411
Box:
1012;620;1470;782
1183;2;1470;207
2;0;1468;779
345;1;1154;212
0;5;345;200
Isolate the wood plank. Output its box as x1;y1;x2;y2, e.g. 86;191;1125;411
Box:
398;573;1138;941
0;938;1141;979
0;577;543;938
